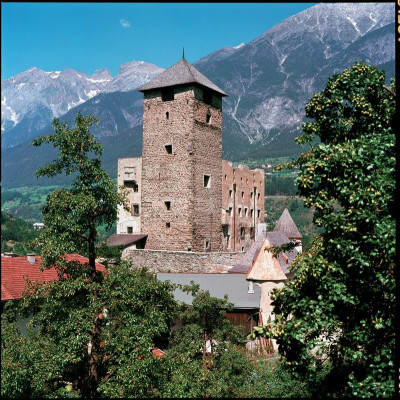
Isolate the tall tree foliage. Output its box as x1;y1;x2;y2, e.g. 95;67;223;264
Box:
10;113;177;398
254;63;396;397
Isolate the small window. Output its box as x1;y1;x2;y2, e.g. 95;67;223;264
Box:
224;174;227;180
245;207;248;217
166;222;171;228
229;189;233;198
241;190;244;199
260;180;262;185
240;227;245;239
257;209;261;218
203;90;212;105
204;175;211;188
250;209;254;218
238;207;242;216
165;144;172;154
127;227;133;234
257;193;260;200
162;88;174;102
166;111;169;119
241;246;245;252
204;239;211;250
250;227;254;238
206;113;211;124
131;204;140;216
228;207;233;216
250;192;253;199
164;201;171;211
246;178;248;184
125;181;138;192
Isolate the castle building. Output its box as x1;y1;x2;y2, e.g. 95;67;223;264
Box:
114;56;264;254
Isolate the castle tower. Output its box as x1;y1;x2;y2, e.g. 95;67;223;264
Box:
138;56;227;252
273;207;302;251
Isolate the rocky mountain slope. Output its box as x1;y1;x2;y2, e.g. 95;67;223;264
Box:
1;62;163;149
1;2;394;188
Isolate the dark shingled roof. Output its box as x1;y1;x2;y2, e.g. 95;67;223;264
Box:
273;208;302;239
229;231;298;275
106;234;147;247
138;58;227;96
157;273;260;309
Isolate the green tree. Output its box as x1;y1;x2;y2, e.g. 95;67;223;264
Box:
157;285;251;398
254;63;395;397
5;113;177;398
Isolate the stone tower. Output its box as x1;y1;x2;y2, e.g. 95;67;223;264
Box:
138;57;227;252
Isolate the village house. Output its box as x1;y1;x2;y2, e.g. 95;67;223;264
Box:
1;253;105;334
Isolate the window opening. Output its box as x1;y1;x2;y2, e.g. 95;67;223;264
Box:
257;209;261;218
164;201;171;211
165;144;172;154
127;227;133;234
245;207;248;217
250;209;254;218
238;207;242;217
131;204;140;216
204;175;211;188
240;227;245;239
241;190;244;199
229;189;233;198
228;207;233;216
162;88;174;102
166;222;171;228
203;90;212;105
204;239;211;250
257;193;260;200
206;113;211;124
166;111;169;119
250;227;254;238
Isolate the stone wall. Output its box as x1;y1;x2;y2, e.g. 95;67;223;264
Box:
122;248;243;273
141;84;223;252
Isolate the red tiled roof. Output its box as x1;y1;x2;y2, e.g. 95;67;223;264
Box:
152;347;166;359
1;254;105;301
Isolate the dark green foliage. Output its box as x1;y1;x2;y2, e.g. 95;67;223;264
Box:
1;211;41;255
255;63;396;397
265;173;298;196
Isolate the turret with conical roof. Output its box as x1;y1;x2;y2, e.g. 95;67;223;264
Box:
139;56;226;252
273;207;302;240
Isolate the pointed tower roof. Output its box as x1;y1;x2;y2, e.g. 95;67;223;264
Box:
273;208;302;239
138;58;227;96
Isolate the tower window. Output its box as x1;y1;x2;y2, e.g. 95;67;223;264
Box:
162;88;174;102
241;190;244;199
258;193;260;200
131;204;140;216
166;111;169;119
127;227;133;234
240;227;245;239
204;175;211;188
229;189;233;198
125;181;138;192
206;113;211;124
250;209;254;218
203;90;212;105
245;207;248;217
228;207;233;216
250;191;253;199
165;144;172;154
238;207;242;216
164;201;171;211
250;227;254;238
204;239;211;250
166;222;171;228
257;209;261;218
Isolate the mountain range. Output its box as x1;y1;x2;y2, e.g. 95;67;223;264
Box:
1;2;395;188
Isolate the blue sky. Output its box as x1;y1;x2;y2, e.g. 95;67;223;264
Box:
1;3;316;80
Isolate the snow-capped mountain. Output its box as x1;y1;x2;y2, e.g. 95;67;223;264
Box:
1;62;164;148
104;61;164;93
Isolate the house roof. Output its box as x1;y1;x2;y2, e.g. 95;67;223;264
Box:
1;254;105;301
273;208;302;239
157;273;260;309
106;234;147;247
138;57;227;96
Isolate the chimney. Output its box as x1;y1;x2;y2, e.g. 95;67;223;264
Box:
27;253;36;264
